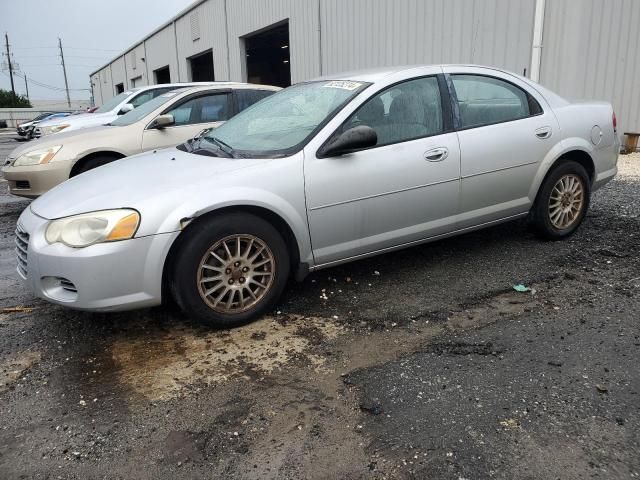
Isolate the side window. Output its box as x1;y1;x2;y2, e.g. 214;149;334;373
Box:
236;89;276;112
342;76;443;147
129;91;153;108
451;75;541;129
199;94;231;122
130;88;174;108
165;94;230;126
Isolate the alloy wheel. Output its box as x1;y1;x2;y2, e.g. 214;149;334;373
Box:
548;174;585;229
197;234;275;313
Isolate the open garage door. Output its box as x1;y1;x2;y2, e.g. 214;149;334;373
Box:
189;50;215;82
244;22;291;88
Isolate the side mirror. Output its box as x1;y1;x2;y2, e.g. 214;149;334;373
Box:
151;114;175;129
118;103;134;115
320;126;377;157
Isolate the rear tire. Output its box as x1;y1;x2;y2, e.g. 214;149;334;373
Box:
529;160;591;240
170;213;290;328
72;156;119;176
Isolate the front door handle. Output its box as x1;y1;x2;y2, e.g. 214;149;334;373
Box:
424;147;449;162
535;126;552;139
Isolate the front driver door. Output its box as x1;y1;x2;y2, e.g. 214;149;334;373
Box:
141;92;231;151
304;75;461;266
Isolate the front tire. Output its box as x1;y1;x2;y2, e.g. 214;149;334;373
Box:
72;156;119;176
529;160;591;240
170;213;290;328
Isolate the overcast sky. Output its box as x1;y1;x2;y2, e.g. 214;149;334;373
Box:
0;0;194;106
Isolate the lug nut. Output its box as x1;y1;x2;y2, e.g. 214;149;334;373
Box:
242;267;249;272
239;277;245;283
228;279;234;285
234;261;240;267
225;268;232;274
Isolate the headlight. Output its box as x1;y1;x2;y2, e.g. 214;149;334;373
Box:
45;209;140;248
41;124;70;136
13;146;63;166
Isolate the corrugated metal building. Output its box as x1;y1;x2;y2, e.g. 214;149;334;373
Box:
91;0;640;134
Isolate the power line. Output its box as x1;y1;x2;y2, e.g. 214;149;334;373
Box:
3;70;90;92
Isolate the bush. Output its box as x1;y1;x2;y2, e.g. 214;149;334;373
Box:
0;89;31;108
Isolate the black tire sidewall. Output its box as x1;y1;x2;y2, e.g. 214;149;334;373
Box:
75;156;117;176
171;212;290;328
532;161;591;239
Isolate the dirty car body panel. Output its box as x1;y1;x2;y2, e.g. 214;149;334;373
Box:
14;65;619;313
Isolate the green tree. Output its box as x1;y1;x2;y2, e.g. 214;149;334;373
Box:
0;89;31;108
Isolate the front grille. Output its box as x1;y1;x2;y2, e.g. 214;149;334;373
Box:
15;225;30;278
14;180;31;189
59;278;78;293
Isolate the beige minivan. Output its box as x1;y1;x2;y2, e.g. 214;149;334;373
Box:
2;83;279;198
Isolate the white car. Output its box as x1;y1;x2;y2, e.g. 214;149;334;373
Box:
34;82;220;138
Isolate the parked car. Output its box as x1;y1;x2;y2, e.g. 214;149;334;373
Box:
32;82;220;138
13;65;619;328
3;84;279;197
18;112;72;139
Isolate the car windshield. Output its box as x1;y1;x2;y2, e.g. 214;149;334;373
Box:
110;90;184;126
200;80;369;157
94;91;134;113
32;112;53;121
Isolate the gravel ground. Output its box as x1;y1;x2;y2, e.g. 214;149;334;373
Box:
0;132;638;479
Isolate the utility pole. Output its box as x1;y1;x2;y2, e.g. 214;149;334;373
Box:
4;33;15;96
58;37;71;108
23;74;29;100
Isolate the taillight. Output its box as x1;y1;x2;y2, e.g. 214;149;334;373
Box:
613;111;617;132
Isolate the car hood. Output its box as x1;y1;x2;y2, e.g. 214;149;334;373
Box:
36;112;115;130
8;125;128;159
30;148;265;219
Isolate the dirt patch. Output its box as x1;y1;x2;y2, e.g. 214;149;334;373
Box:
111;315;343;401
446;289;542;330
0;350;41;393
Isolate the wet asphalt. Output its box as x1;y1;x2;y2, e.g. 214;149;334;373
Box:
0;132;638;479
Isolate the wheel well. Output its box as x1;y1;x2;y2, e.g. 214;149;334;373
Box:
69;151;125;177
550;150;595;182
161;206;301;305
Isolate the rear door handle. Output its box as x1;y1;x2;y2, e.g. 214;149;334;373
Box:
424;147;449;162
535;126;552;139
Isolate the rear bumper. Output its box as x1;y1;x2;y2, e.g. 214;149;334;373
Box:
2;160;74;198
16;206;179;311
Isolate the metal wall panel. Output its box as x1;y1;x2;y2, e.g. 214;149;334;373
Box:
144;24;180;84
110;57;127;92
540;0;640;133
319;0;536;76
225;0;321;83
124;43;148;87
175;0;228;81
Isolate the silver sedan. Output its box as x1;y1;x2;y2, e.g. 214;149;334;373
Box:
15;65;619;327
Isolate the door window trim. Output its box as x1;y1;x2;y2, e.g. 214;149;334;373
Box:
445;73;544;132
317;74;453;159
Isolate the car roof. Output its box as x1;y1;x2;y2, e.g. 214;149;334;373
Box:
313;64;522;83
132;82;281;93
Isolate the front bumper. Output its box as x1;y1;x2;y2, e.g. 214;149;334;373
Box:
16;206;180;311
2;160;74;198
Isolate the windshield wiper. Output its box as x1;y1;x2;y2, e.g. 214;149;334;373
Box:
204;136;237;158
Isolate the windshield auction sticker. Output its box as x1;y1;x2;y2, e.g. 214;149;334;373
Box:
323;80;363;91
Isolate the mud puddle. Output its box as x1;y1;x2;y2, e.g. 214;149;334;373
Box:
111;315;344;401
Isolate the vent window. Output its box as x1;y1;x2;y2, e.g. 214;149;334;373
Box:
190;12;200;41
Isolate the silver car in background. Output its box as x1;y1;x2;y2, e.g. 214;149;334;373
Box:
15;65;619;328
2;83;279;197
